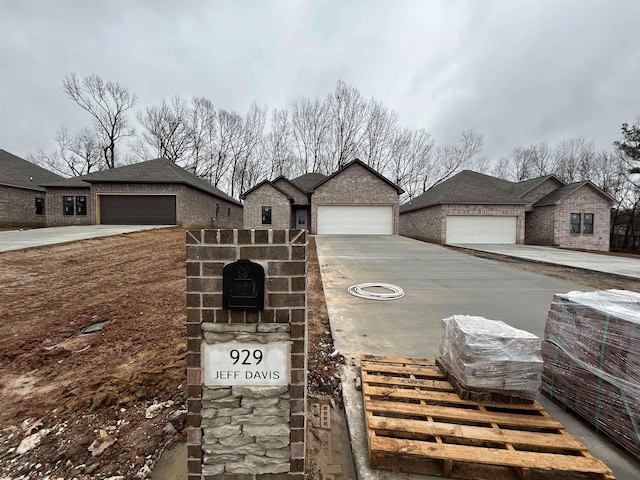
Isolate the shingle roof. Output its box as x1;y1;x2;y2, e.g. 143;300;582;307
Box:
289;172;327;193
400;170;527;213
0;149;64;191
44;158;241;205
311;159;404;194
533;181;614;206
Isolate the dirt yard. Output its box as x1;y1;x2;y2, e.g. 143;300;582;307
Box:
0;229;342;479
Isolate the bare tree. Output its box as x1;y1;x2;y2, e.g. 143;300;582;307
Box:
215;109;243;191
185;97;217;177
360;99;398;173
427;130;483;189
30;126;104;177
266;109;294;177
326;80;367;171
136;96;191;163
228;104;266;197
62;73;136;169
388;129;435;200
553;136;596;183
291;98;330;173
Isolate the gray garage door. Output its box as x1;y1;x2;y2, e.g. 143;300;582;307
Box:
99;195;177;225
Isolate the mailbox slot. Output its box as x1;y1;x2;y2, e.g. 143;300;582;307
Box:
222;259;265;310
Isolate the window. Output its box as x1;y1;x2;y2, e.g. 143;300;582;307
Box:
35;198;45;216
215;203;220;220
76;196;87;216
262;206;272;225
297;210;306;227
584;213;594;234
227;207;231;218
63;196;74;215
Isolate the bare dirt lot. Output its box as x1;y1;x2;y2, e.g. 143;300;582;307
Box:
0;229;342;479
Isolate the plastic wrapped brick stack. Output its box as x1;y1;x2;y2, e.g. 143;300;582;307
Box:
437;315;543;402
542;289;640;461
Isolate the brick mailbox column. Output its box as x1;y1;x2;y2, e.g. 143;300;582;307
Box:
186;229;307;480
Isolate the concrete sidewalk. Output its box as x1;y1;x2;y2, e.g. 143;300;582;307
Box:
0;225;171;252
450;243;640;280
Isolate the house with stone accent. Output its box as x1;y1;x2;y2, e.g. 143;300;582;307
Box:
241;159;404;234
400;170;614;251
0;149;64;228
40;158;243;228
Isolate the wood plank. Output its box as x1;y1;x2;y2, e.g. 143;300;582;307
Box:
364;384;482;406
365;400;563;429
361;354;436;367
361;363;444;378
370;437;612;474
367;416;586;451
362;372;455;391
363;384;542;410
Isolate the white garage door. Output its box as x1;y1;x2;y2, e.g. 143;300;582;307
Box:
446;216;517;244
317;205;393;234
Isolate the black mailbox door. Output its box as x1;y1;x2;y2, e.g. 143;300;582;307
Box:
223;259;265;310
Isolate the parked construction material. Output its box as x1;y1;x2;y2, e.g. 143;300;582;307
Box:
361;355;615;480
542;289;640;462
438;315;543;402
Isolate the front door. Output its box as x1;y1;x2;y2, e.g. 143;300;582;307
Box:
296;209;308;230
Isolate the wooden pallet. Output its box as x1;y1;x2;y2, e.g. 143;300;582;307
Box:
361;355;616;480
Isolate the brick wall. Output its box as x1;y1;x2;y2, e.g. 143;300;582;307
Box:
186;229;307;479
525;206;555;245
0;185;47;228
310;163;400;234
400;204;525;244
46;187;93;226
400;205;445;243
243;184;291;230
552;187;612;251
179;185;243;229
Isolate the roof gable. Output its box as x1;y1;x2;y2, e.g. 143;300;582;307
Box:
313;159;404;194
272;176;308;196
0;149;64;191
534;181;614;207
510;175;564;198
240;179;293;201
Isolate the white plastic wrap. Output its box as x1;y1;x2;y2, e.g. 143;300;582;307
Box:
542;289;640;460
438;315;543;400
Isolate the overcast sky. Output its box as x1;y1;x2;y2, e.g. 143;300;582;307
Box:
1;0;639;164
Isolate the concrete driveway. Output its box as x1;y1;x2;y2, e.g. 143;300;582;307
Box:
0;225;170;252
451;243;640;280
315;235;638;480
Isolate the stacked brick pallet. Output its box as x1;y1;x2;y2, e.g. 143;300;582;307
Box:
542;290;640;461
438;315;543;402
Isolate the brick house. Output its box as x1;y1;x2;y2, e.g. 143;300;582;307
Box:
241;159;404;234
400;170;614;251
0;149;64;228
41;158;243;228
